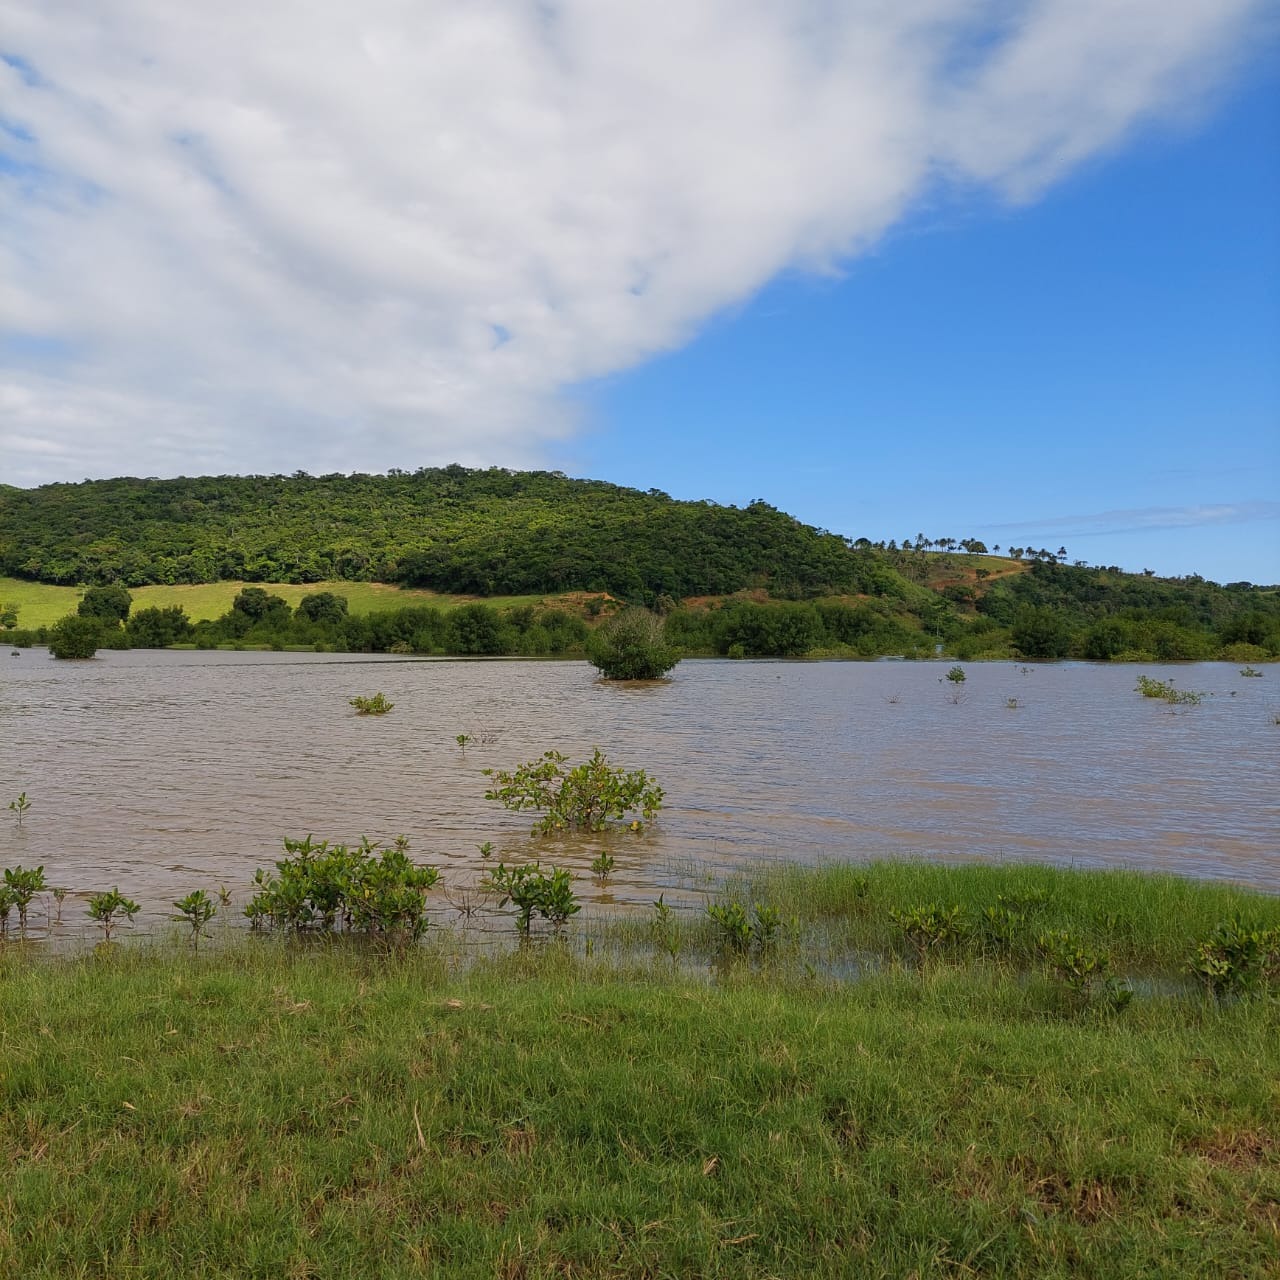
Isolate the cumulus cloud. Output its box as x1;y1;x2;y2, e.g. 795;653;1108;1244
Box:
0;0;1268;483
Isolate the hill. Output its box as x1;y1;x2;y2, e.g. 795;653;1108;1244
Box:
1;467;1276;661
0;467;901;601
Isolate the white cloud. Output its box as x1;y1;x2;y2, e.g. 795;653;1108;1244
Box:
985;500;1280;538
0;0;1268;483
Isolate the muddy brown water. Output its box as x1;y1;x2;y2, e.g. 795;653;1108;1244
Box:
2;649;1277;939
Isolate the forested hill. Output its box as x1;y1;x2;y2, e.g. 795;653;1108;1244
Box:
0;467;904;599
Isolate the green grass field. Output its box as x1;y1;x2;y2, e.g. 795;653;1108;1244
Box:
1;862;1277;1277
0;577;550;628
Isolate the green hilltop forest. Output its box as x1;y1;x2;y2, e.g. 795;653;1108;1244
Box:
1;467;1277;661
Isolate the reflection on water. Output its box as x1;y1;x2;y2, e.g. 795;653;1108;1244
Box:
2;649;1277;936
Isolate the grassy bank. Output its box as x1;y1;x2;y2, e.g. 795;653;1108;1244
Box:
2;863;1278;1278
0;576;550;629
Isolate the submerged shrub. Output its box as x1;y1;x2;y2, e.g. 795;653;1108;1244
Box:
587;607;680;680
1189;917;1280;999
1135;675;1204;705
1037;930;1132;1014
350;692;394;715
246;835;439;942
484;749;663;834
87;887;140;941
890;904;967;958
706;901;784;956
48;614;101;660
172;889;217;949
3;864;46;932
486;862;580;934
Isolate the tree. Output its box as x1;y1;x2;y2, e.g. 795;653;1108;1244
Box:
49;613;101;659
1010;606;1072;660
448;603;509;655
78;584;133;625
0;601;17;629
297;591;349;625
126;605;194;648
232;587;291;624
587;607;680;679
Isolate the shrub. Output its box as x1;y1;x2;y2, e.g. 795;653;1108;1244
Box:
587;607;680;680
487;862;580;934
650;894;681;960
87;887;140;940
172;889;217;949
1010;606;1072;660
350;692;394;715
126;606;194;648
1135;675;1204;705
1189;917;1280;998
706;901;753;954
3;864;45;932
78;584;133;624
484;749;663;834
1037;930;1132;1014
297;592;349;624
245;836;439;942
890;903;967;958
706;901;783;956
48;614;101;659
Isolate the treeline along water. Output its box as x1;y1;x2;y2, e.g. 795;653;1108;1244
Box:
2;651;1277;931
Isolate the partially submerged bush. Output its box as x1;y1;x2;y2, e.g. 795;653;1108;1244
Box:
486;862;580;935
1037;930;1132;1014
246;835;439;942
706;901;782;956
484;749;663;834
1189;917;1280;998
1135;675;1204;705
587;607;679;680
350;692;394;715
48;614;101;660
890;903;967;958
172;889;217;949
87;887;139;940
3;864;46;933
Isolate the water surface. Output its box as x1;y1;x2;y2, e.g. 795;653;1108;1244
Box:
3;650;1276;934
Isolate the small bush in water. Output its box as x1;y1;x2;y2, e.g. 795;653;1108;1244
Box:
245;835;439;943
484;748;663;834
350;692;394;715
486;862;580;935
172;889;217;949
1135;675;1204;705
706;901;782;956
87;887;140;941
3;864;46;933
890;903;967;958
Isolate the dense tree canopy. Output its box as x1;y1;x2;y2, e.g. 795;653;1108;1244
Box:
0;468;891;601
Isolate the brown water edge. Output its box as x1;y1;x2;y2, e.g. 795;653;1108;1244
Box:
2;648;1277;941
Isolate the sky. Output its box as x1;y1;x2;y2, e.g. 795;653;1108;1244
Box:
2;1;1278;584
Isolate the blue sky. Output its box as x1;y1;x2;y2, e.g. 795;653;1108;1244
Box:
2;2;1277;584
574;66;1280;585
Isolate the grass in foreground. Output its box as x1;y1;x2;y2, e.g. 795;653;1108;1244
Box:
2;864;1279;1278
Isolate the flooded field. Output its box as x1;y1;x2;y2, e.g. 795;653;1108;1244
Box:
2;649;1277;935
